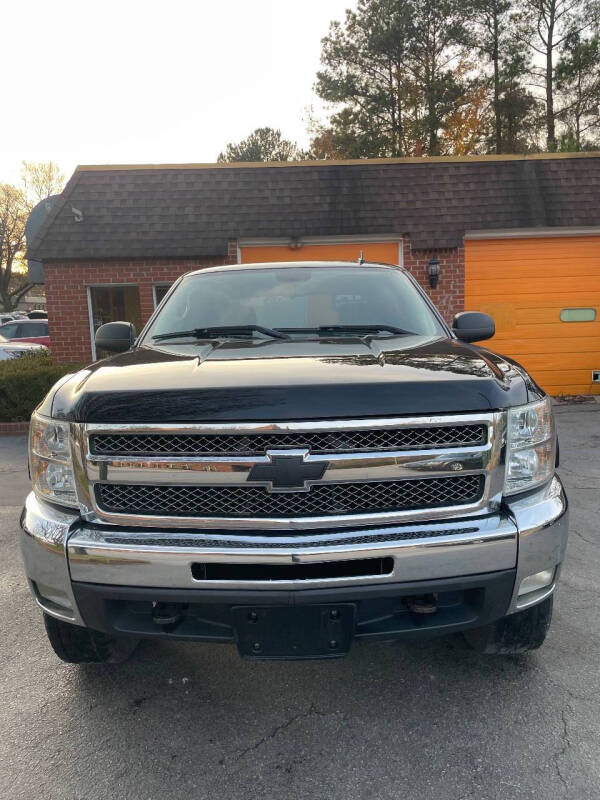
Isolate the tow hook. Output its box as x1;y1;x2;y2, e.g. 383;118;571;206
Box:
405;594;438;615
152;601;186;627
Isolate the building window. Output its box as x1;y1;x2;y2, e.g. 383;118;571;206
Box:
153;284;172;307
88;285;142;359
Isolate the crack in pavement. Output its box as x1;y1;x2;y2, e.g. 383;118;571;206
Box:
552;704;574;795
529;660;598;703
571;528;598;547
234;703;329;760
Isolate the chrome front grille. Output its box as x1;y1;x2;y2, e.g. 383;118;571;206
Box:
95;475;484;519
74;413;504;530
89;424;487;457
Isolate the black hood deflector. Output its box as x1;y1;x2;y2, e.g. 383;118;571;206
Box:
47;336;540;422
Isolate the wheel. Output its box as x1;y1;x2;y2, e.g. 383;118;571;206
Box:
43;613;139;664
463;595;553;654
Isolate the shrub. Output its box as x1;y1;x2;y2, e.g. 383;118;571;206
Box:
0;352;76;423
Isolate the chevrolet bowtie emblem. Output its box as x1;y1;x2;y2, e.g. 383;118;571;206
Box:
247;450;328;492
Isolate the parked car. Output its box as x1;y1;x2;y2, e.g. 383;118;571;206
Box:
0;313;15;325
0;337;47;360
0;318;50;347
20;261;568;664
27;309;48;319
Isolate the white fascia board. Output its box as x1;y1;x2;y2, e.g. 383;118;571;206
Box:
465;227;600;240
238;234;403;247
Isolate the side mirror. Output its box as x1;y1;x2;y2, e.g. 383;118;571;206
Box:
452;311;495;343
95;321;136;353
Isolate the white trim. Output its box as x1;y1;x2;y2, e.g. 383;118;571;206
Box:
465;226;600;241
238;234;403;247
85;282;140;287
152;283;172;308
86;287;96;361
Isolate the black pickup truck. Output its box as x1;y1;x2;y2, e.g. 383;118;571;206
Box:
20;261;568;662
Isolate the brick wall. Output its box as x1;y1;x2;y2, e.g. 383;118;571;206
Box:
45;256;232;364
44;238;466;364
402;238;465;324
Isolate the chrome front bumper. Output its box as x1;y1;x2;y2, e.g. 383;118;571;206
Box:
19;476;568;627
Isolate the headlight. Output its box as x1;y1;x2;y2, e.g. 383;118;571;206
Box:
29;413;78;508
504;397;555;495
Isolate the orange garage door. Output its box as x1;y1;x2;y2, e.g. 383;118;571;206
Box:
466;236;600;395
240;241;400;265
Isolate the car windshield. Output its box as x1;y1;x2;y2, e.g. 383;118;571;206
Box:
146;266;444;342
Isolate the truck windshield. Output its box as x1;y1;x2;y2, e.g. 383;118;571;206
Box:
146;266;444;341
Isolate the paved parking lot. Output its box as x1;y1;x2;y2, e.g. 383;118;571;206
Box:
1;403;599;800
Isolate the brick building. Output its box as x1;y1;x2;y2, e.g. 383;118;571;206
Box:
28;153;600;395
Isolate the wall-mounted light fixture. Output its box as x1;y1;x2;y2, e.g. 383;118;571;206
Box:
428;257;440;289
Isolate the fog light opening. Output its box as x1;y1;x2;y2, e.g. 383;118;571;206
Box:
518;568;555;598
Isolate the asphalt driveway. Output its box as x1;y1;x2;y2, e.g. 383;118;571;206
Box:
1;402;599;800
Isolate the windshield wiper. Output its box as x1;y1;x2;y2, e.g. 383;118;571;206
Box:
318;325;413;335
279;325;414;336
152;325;291;342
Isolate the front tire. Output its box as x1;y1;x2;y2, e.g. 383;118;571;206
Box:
43;613;139;664
464;595;553;654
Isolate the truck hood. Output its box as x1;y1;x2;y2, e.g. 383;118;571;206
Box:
47;334;540;422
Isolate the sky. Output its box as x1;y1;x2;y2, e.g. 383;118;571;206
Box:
1;0;353;186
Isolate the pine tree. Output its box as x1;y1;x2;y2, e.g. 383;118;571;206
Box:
555;31;600;148
218;128;307;162
468;0;539;153
313;0;469;157
514;0;600;150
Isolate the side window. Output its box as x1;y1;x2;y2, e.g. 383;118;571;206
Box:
0;323;19;338
21;323;44;336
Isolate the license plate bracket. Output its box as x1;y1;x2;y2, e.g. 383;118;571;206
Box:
232;604;356;660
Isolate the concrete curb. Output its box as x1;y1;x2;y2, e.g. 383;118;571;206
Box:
0;422;30;436
552;396;600;413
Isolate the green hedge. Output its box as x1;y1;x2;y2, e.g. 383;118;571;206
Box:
0;352;76;423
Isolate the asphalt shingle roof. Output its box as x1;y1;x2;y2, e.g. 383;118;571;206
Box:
29;154;600;261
